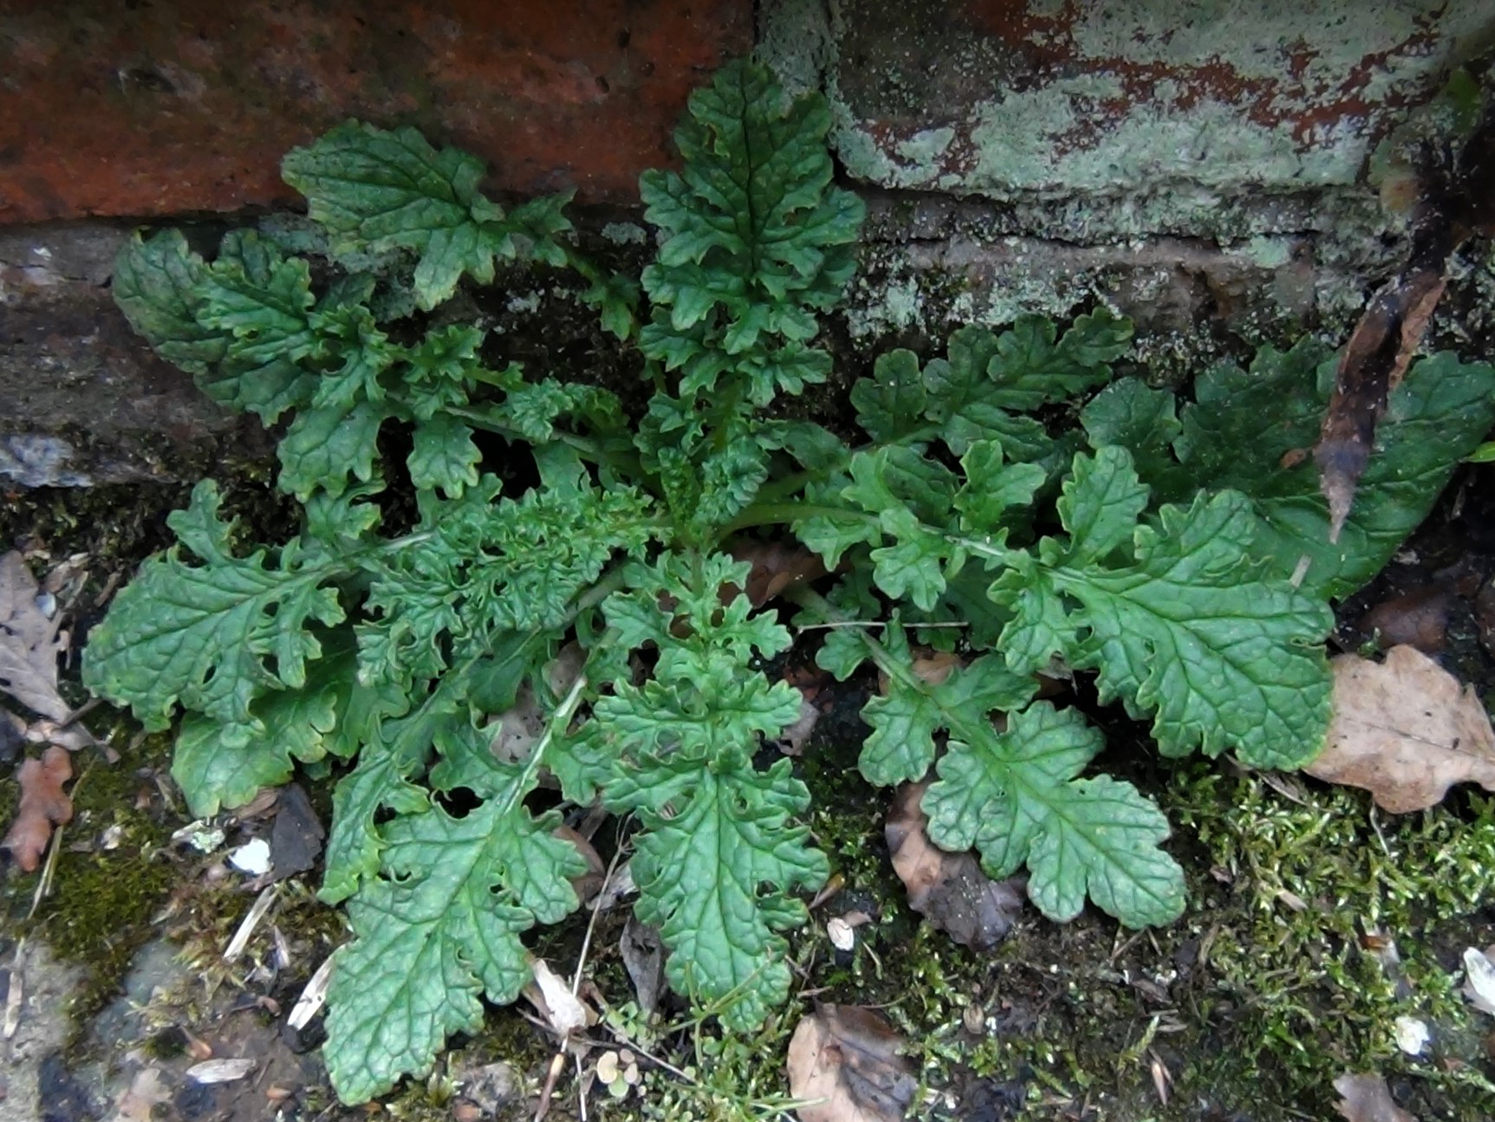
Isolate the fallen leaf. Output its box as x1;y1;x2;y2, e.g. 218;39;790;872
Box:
730;540;828;607
489;683;545;764
522;957;591;1037
0;551;71;722
451;1061;517;1118
1305;646;1495;812
912;651;959;688
185;1058;258;1084
1333;1072;1417;1122
109;1066;171;1122
24;719;96;753
786;1004;916;1122
1393;1015;1429;1055
170;820;226;853
3;745;73;871
619;914;665;1016
885;782;1025;951
1357;585;1451;653
484;643;588;766
1461;947;1495;1015
826;911;871;952
779;691;821;756
228;837;273;876
555;825;605;903
287;955;333;1030
1476;577;1495;659
268;783;324;881
1316;260;1446;542
0;710;24;766
1315;95;1495;544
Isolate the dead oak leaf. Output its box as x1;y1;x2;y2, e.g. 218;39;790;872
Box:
787;1004;916;1122
3;745;73;871
110;1066;171;1122
1333;1072;1418;1122
0;551;71;722
729;540;828;607
1304;645;1495;813
885;782;1026;951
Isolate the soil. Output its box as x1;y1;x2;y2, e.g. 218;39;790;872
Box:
4;445;1495;1122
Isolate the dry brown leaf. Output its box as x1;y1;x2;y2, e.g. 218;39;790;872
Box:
876;650;960;696
522;957;592;1038
885;782;1025;951
1312;119;1488;544
110;1066;171;1122
619;913;665;1016
779;690;821;756
786;1004;916;1122
1305;646;1495;812
555;824;605;903
1333;1072;1417;1122
0;551;71;722
730;540;828;607
1316;263;1446;541
1357;585;1451;653
3;745;73;871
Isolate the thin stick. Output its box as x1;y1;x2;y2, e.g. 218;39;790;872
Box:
29;820;64;919
2;937;24;1041
575;1052;588;1122
533;1053;566;1122
223;885;279;963
794;619;968;632
571;840;628;993
579;1034;696;1085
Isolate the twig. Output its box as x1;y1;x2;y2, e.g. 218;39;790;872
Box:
571;841;628;993
532;774;623;1122
2;937;24;1041
794;619;967;632
533;1053;566;1122
578;1033;696;1085
223;885;279;963
287;956;335;1031
29;819;64;919
535;835;630;1122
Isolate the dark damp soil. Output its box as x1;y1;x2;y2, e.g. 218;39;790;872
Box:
5;455;1495;1122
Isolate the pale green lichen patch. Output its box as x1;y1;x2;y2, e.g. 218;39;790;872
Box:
1049;0;1488;96
967;89;1365;195
759;0;1486;241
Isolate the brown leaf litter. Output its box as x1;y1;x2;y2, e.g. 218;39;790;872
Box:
1333;1072;1418;1122
1304;644;1495;812
885;782;1026;951
786;1004;916;1122
3;744;73;871
0;549;73;722
1316;99;1495;541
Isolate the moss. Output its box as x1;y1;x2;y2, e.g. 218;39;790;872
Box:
1162;766;1495;1118
575;746;1495;1122
3;722;178;1037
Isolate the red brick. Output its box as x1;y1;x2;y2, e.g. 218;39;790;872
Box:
0;1;750;224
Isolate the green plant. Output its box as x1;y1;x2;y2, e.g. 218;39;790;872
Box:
79;59;1495;1105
